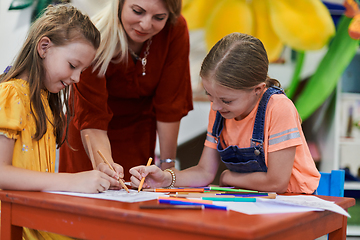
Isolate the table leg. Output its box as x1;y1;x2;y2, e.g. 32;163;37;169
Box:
1;202;22;240
328;215;347;240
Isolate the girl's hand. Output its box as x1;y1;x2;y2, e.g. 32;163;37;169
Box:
129;165;167;189
97;162;124;189
69;170;116;194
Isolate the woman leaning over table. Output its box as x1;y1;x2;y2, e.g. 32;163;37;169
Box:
59;0;193;181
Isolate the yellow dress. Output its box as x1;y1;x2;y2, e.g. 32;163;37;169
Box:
0;79;75;240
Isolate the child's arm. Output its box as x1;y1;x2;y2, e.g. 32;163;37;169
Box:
80;128;124;180
0;135;119;193
129;146;221;188
219;146;296;193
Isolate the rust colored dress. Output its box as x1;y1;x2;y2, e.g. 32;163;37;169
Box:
59;16;193;179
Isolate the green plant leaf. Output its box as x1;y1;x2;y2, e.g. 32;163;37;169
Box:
285;51;305;100
8;0;33;10
31;0;52;22
294;15;360;121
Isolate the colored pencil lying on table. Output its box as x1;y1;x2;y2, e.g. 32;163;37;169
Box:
158;196;213;204
209;187;258;193
140;205;203;210
143;188;205;193
170;193;218;198
217;193;277;199
138;157;153;192
97;150;130;193
158;197;227;210
218;192;268;196
202;197;256;202
170;193;276;199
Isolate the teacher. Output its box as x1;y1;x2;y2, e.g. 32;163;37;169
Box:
59;0;193;180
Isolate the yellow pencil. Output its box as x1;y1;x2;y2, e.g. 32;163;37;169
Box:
138;157;153;192
84;135;96;170
97;150;130;193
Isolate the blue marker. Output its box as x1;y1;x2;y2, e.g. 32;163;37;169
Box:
158;199;227;210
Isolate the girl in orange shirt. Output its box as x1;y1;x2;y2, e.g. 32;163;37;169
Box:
130;32;320;194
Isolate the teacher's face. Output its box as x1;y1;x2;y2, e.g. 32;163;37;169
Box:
121;0;169;44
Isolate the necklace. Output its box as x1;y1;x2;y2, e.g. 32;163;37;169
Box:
128;37;152;76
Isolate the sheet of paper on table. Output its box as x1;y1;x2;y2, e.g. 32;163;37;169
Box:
212;195;350;217
48;189;166;203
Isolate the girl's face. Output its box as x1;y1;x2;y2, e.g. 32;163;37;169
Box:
202;77;265;121
121;0;169;46
39;38;96;93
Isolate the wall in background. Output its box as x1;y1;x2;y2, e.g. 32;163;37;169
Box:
0;0;31;72
0;0;110;72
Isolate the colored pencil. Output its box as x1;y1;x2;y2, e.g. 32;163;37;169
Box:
169;193;219;198
218;192;277;199
138;157;153;192
202;197;256;202
97;150;130;193
143;188;205;193
158;196;213;204
218;193;268;196
84;134;97;170
140;205;203;210
209;187;258;193
158;199;227;210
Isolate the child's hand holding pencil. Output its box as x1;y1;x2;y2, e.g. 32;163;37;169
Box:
129;163;170;190
97;150;129;193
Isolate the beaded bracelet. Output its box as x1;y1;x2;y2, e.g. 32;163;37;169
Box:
164;169;176;188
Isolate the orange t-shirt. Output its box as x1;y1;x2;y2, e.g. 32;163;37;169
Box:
205;93;320;194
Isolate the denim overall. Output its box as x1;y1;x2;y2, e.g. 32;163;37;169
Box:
211;86;285;173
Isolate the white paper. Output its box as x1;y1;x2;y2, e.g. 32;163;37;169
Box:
47;189;166;203
209;195;350;217
263;195;351;217
204;200;323;215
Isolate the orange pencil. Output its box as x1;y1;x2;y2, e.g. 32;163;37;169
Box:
97;150;130;193
143;188;205;193
138;157;153;192
84;135;96;170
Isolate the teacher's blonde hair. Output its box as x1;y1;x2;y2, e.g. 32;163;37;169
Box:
92;0;182;76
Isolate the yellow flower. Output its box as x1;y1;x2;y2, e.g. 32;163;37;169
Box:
182;0;335;62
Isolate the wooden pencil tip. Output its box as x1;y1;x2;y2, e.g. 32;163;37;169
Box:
268;193;277;199
142;189;154;192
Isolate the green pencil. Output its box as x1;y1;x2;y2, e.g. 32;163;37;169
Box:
209;187;258;193
202;197;256;202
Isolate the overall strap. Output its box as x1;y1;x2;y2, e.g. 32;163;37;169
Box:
251;86;284;147
211;111;224;140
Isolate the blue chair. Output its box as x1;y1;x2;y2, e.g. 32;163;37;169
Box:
316;169;345;197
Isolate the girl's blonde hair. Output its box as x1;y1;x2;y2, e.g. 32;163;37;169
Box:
200;32;281;90
0;4;101;147
92;0;182;76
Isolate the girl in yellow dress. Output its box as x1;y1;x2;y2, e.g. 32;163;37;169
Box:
0;4;120;239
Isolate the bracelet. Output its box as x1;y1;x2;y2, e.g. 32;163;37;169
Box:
164;169;176;188
159;158;176;165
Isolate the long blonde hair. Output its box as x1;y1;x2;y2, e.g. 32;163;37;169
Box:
92;0;182;76
0;4;100;147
